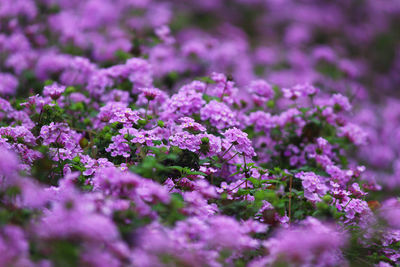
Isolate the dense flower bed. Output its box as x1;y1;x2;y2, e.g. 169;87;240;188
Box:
0;0;400;266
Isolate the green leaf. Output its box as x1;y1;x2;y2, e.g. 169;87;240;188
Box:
152;140;162;146
115;50;133;61
246;177;261;187
186;170;207;176
168;166;184;172
196;76;216;84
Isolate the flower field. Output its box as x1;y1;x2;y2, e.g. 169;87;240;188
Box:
0;0;400;266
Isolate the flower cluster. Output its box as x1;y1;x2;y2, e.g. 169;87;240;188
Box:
0;0;399;266
223;127;255;158
200;100;238;129
296;172;329;202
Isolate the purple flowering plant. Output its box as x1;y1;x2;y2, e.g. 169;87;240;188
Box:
0;0;400;266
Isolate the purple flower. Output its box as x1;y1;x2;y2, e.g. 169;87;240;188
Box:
101;90;131;104
247;79;274;105
40;122;82;161
87;69;114;97
93;167;170;204
282;83;318;100
155;25;175;44
199;133;222;156
109;107;141;127
0;226;32;267
0;126;36;144
125;58;153;92
97;102;127;122
81;156;114;176
296;172;328;202
206;72;238;103
326;165;352;185
331;93;352;112
179;117;206;132
349;183;366;198
163;86;205;117
200;100;238;129
0;147;20;183
342;199;370;221
106;134;131;158
204;216;260;249
43;83;66;100
60;56;97;85
338;123;368;145
0;73;18;95
140;87;164;101
36;196;120;243
248;111;275;132
169;131;201;152
223;127;255;157
253;217;347;267
380;198;400;229
69;92;90;104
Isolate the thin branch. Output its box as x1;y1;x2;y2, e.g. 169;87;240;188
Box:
288;175;293;224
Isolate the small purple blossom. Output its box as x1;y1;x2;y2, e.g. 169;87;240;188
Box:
252;217;347;267
331;93;352;112
200;100;238;129
140;87;163;101
223;127;255;157
0;73;18;95
247;79;274;105
296;172;329;202
179;117;206;132
282;83;318;100
338;123;368;145
43;83;66;100
169;131;201;152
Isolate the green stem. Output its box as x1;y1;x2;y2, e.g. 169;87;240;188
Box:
243;155;248;201
288;175;293;224
221;152;239;164
220;143;234;158
144;99;150;123
343;199;353;209
169;175;184;192
226;180;246;193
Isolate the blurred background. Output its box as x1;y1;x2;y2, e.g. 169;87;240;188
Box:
1;0;400;192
